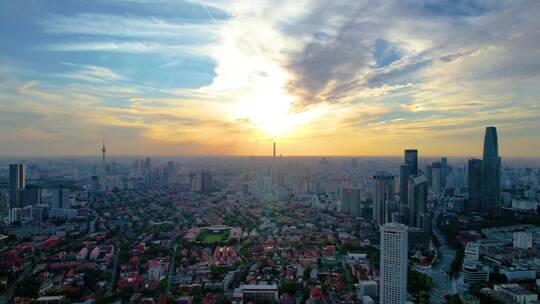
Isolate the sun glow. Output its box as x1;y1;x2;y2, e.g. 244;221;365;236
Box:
231;81;322;138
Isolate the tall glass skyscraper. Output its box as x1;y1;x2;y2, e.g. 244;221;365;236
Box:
408;175;428;228
373;173;395;226
404;149;418;175
399;164;411;207
481;127;501;215
9;163;26;209
467;158;482;212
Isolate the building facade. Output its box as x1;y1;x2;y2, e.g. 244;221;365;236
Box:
467;158;482;212
380;223;408;304
9;164;26;209
373;173;395;226
481;126;501;215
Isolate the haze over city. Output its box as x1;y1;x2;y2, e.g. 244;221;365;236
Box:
1;2;540;304
1;1;540;157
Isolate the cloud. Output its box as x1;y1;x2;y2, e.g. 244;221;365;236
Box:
2;0;540;156
39;41;203;54
38;13;219;39
59;63;124;83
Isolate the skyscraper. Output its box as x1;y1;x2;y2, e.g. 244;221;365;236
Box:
342;187;362;216
399;164;411;207
404;149;418;175
52;187;71;209
21;185;42;207
164;161;175;186
431;161;442;195
380;223;408;304
373;173;395;226
273;141;276;158
191;170;212;192
441;157;448;187
425;164;433;188
481;127;501;215
9;164;26;209
467;158;482;212
408;175;428;228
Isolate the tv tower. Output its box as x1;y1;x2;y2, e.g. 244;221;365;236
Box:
273;141;276;158
101;137;106;168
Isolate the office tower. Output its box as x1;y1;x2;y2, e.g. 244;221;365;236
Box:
399;164;411;206
408;175;428;228
431;161;442;195
380;223;408;304
20;185;42;207
467;159;482;212
373;173;395;226
481;127;501;215
9;164;26;209
425;165;432;188
404;149;418;175
342;187;362;216
52;187;71;209
31;205;48;222
101;138;107;168
441;157;448;187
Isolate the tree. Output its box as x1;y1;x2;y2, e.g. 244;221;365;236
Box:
280;280;297;294
408;268;432;304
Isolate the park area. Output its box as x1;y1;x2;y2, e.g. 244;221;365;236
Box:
197;228;230;243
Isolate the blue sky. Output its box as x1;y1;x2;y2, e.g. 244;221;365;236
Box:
1;0;539;156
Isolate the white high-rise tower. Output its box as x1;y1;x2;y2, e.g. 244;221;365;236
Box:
380;223;408;304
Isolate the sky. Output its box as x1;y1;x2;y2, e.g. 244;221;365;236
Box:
0;0;539;157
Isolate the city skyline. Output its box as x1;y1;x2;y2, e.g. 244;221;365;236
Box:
1;1;540;157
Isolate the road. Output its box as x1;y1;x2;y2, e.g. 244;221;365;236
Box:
107;242;121;295
166;242;178;295
427;207;457;304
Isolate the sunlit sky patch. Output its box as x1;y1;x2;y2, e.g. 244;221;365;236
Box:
0;0;539;157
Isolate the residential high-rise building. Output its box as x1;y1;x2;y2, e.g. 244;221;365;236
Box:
342;187;362;216
399;164;411;206
191;170;212;192
467;158;482;212
380;223;408;304
404;149;418;175
144;157;152;185
373;173;395;226
481;126;501;215
9;164;26;209
408;175;428;228
164;161;175;186
52;187;71;209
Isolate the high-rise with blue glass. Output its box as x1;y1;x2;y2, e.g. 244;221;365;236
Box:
481;127;501;216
